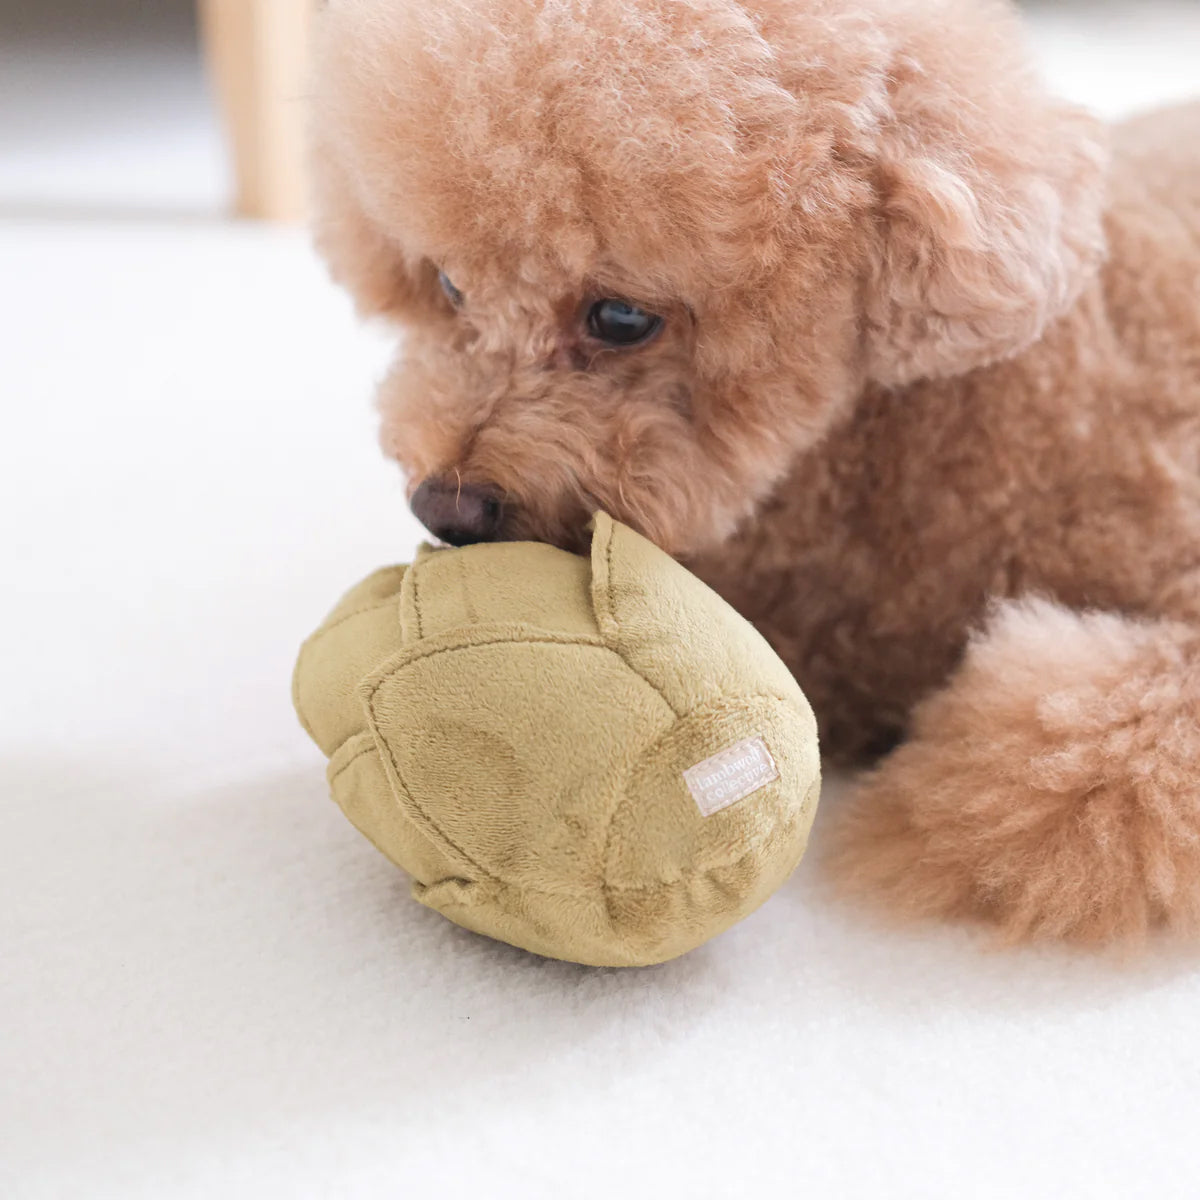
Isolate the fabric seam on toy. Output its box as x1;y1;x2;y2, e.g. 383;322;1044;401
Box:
381;628;607;668
587;512;621;645
327;735;378;784
603;526;682;717
603;518;618;639
411;557;424;639
292;599;403;744
596;680;679;923
601;694;808;901
415;781;815;902
596;773;820;895
457;553;478;624
601;843;772;892
404;770;817;908
364;636;671;889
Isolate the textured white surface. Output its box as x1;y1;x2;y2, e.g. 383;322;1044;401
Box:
3;4;1200;1198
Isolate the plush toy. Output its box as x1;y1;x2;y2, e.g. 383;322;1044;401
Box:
293;513;820;966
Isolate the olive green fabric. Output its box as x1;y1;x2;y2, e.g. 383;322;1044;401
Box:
293;514;821;966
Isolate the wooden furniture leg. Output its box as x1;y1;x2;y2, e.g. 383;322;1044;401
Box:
198;0;315;221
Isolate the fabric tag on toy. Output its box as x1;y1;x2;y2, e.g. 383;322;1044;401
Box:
683;736;779;817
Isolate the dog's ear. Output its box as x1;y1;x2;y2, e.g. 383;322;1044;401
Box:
308;122;430;321
860;13;1109;386
308;0;450;322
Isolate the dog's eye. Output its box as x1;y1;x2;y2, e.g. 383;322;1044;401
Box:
438;270;464;307
586;299;662;346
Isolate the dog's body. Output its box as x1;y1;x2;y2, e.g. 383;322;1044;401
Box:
693;104;1200;764
312;0;1200;943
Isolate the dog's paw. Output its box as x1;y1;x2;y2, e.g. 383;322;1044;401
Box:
826;598;1200;945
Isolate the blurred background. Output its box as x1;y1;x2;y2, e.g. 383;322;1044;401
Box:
2;5;1199;1199
1;0;304;220
1;0;228;219
3;0;1200;222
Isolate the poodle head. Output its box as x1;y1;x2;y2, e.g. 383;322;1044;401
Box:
311;0;1108;555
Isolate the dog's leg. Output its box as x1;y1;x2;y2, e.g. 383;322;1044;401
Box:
828;597;1200;944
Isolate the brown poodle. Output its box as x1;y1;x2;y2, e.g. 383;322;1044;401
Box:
309;0;1200;946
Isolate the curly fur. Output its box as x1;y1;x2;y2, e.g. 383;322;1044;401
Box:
830;599;1200;943
310;0;1200;945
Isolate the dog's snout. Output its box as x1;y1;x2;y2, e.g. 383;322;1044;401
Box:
410;476;504;546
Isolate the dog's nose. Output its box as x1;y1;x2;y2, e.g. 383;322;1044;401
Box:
410;476;504;546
